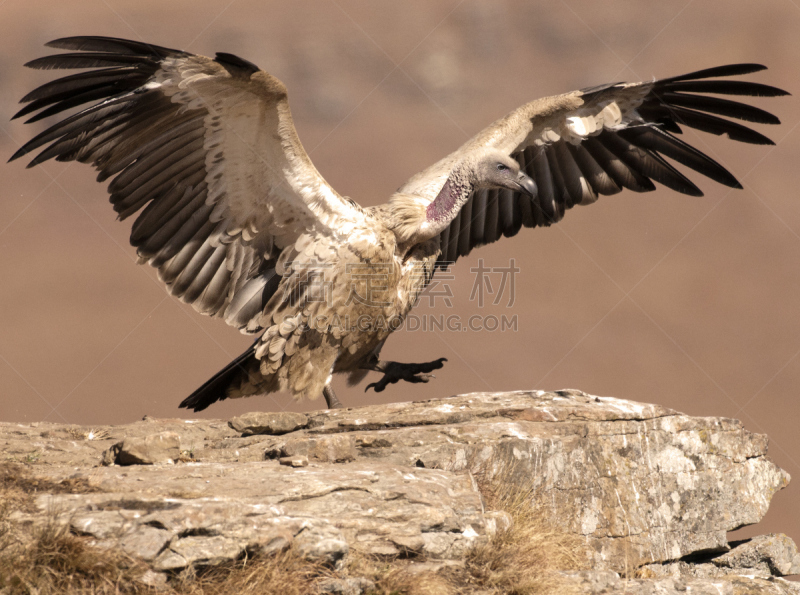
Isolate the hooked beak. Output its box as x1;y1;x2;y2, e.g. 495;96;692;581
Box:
514;171;537;198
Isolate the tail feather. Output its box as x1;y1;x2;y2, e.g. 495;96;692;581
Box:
179;340;258;412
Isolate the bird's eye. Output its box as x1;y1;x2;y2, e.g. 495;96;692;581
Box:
496;163;508;171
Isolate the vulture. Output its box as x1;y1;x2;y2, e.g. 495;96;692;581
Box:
10;36;788;411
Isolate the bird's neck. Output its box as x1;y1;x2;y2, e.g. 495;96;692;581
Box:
388;165;474;248
425;176;472;224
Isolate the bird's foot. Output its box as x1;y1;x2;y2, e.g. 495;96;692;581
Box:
323;384;344;409
364;358;447;393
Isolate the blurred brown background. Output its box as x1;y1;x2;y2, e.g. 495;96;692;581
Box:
1;0;798;552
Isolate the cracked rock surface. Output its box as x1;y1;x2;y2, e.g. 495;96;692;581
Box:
2;390;796;591
561;569;800;594
37;460;484;567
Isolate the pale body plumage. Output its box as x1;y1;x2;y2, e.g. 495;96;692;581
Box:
10;37;787;410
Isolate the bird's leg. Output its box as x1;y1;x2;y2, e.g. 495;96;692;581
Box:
363;358;447;393
323;384;344;409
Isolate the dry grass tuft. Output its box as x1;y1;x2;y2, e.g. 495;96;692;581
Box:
0;518;151;594
338;551;454;595
0;463;147;594
0;464;37;521
0;464;320;594
0;463;98;504
0;522;319;595
365;569;453;595
173;549;321;595
460;454;589;595
66;427;110;441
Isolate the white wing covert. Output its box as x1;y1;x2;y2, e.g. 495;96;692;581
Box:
396;65;787;266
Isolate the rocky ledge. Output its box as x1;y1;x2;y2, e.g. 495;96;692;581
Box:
2;390;798;594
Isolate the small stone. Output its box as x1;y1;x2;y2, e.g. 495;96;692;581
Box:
282;435;356;463
117;526;172;561
169;535;243;567
390;533;425;554
308;435;356;463
152;549;188;571
280;455;308;467
293;523;348;566
317;577;375;594
280;438;309;457
229;412;308;436
250;531;293;556
484;510;513;535
421;532;458;558
137;569;168;589
70;511;125;539
104;432;181;465
355;436;393;448
100;443;120;466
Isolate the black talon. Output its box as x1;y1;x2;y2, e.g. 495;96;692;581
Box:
364;358;448;393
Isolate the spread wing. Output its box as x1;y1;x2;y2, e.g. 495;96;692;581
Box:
10;36;367;332
397;64;788;267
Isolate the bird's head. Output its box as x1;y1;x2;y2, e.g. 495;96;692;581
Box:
472;149;537;197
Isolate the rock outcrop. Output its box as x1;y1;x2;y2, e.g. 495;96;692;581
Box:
2;390;797;593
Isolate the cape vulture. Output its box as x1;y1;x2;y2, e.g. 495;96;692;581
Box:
10;36;788;410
